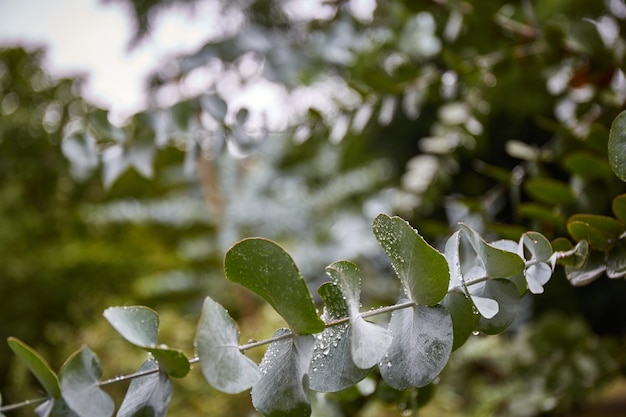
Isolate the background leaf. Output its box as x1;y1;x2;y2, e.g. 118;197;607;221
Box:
475;280;520;335
379;303;453;390
225;238;325;335
608;110;626;181
59;346;114;417
612;194;626;223
373;214;449;305
524;178;576;206
117;358;172;417
251;330;315;417
7;337;61;398
195;296;261;394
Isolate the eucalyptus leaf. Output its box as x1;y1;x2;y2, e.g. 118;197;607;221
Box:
525;263;552;294
60;346;114;417
195;296;261;394
567;220;614;251
373;214;449;305
520;232;553;262
379;303;452;390
459;223;524;278
117;358;172;417
475;280;520;335
607;239;626;279
146;348;190;379
608;110;626;181
309;282;371;392
441;291;479;351
612;194;626;223
566;251;607;286
225;238;325;335
103;306;159;347
251;330;315;417
524;178;576;206
325;261;392;369
7;337;61;398
37;397;79;417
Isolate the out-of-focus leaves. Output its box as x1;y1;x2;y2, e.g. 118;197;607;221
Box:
608;110;626;181
373;214;449;305
567;214;625;251
563;151;613;181
524;178;576;206
225;238;325;335
612;194;626;223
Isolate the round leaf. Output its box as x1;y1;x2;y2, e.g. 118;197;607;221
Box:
117;359;172;417
60;346;114;417
608;110;626;181
147;347;190;378
567;220;615;251
195;296;261;393
225;238;325;335
459;224;525;278
566;251;607;286
373;214;450;305
7;337;61;398
476;280;520;335
441;291;480;351
103;306;159;348
612;194;626;223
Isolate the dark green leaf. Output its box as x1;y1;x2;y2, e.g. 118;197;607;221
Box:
569;214;625;237
325;261;392;369
459;224;525;278
563;151;613;181
567;220;615;251
372;214;449;305
566;251;607;286
60;346;114;417
441;291;479;351
7;337;61;398
379;303;452;389
146;348;190;379
225;238;325;335
608;110;626;181
309;283;371;392
117;359;172;417
518;203;566;228
524;178;576;206
195;296;261;393
476;280;520;335
38;397;79;417
103;306;159;347
612;194;626;223
251;330;315;417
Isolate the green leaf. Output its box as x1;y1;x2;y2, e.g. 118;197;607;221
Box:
608;110;626;181
567;219;616;251
612;194;626;223
524;178;576;206
525;263;552;294
195;296;261;393
459;223;525;278
569;214;625;237
441;291;479;351
146;347;190;378
36;397;79;417
566;251;607;286
379;304;453;389
225;238;325;335
325;261;392;369
117;359;172;417
309;282;371;392
103;306;159;347
475;280;520;335
59;346;114;417
7;337;61;398
372;214;450;305
518;203;566;228
251;330;315;417
520;232;553;263
563;151;613;181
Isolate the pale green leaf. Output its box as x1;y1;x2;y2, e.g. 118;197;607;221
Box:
117;358;172;417
608;110;626;181
103;306;159;348
7;337;61;398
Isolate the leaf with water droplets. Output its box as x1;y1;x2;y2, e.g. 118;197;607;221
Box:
59;346;114;417
309;283;371;392
225;238;325;335
565;250;607;286
103;306;159;347
195;296;261;393
251;329;314;417
117;358;172;417
607;239;626;278
459;224;525;278
380;303;453;389
373;214;450;305
325;261;392;369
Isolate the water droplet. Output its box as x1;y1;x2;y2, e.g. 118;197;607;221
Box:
323;347;331;356
472;331;480;336
386;361;392;367
332;342;338;348
312;367;318;373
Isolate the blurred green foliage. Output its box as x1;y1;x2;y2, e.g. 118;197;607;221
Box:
2;0;626;415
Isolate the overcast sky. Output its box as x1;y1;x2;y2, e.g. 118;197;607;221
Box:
0;0;220;123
